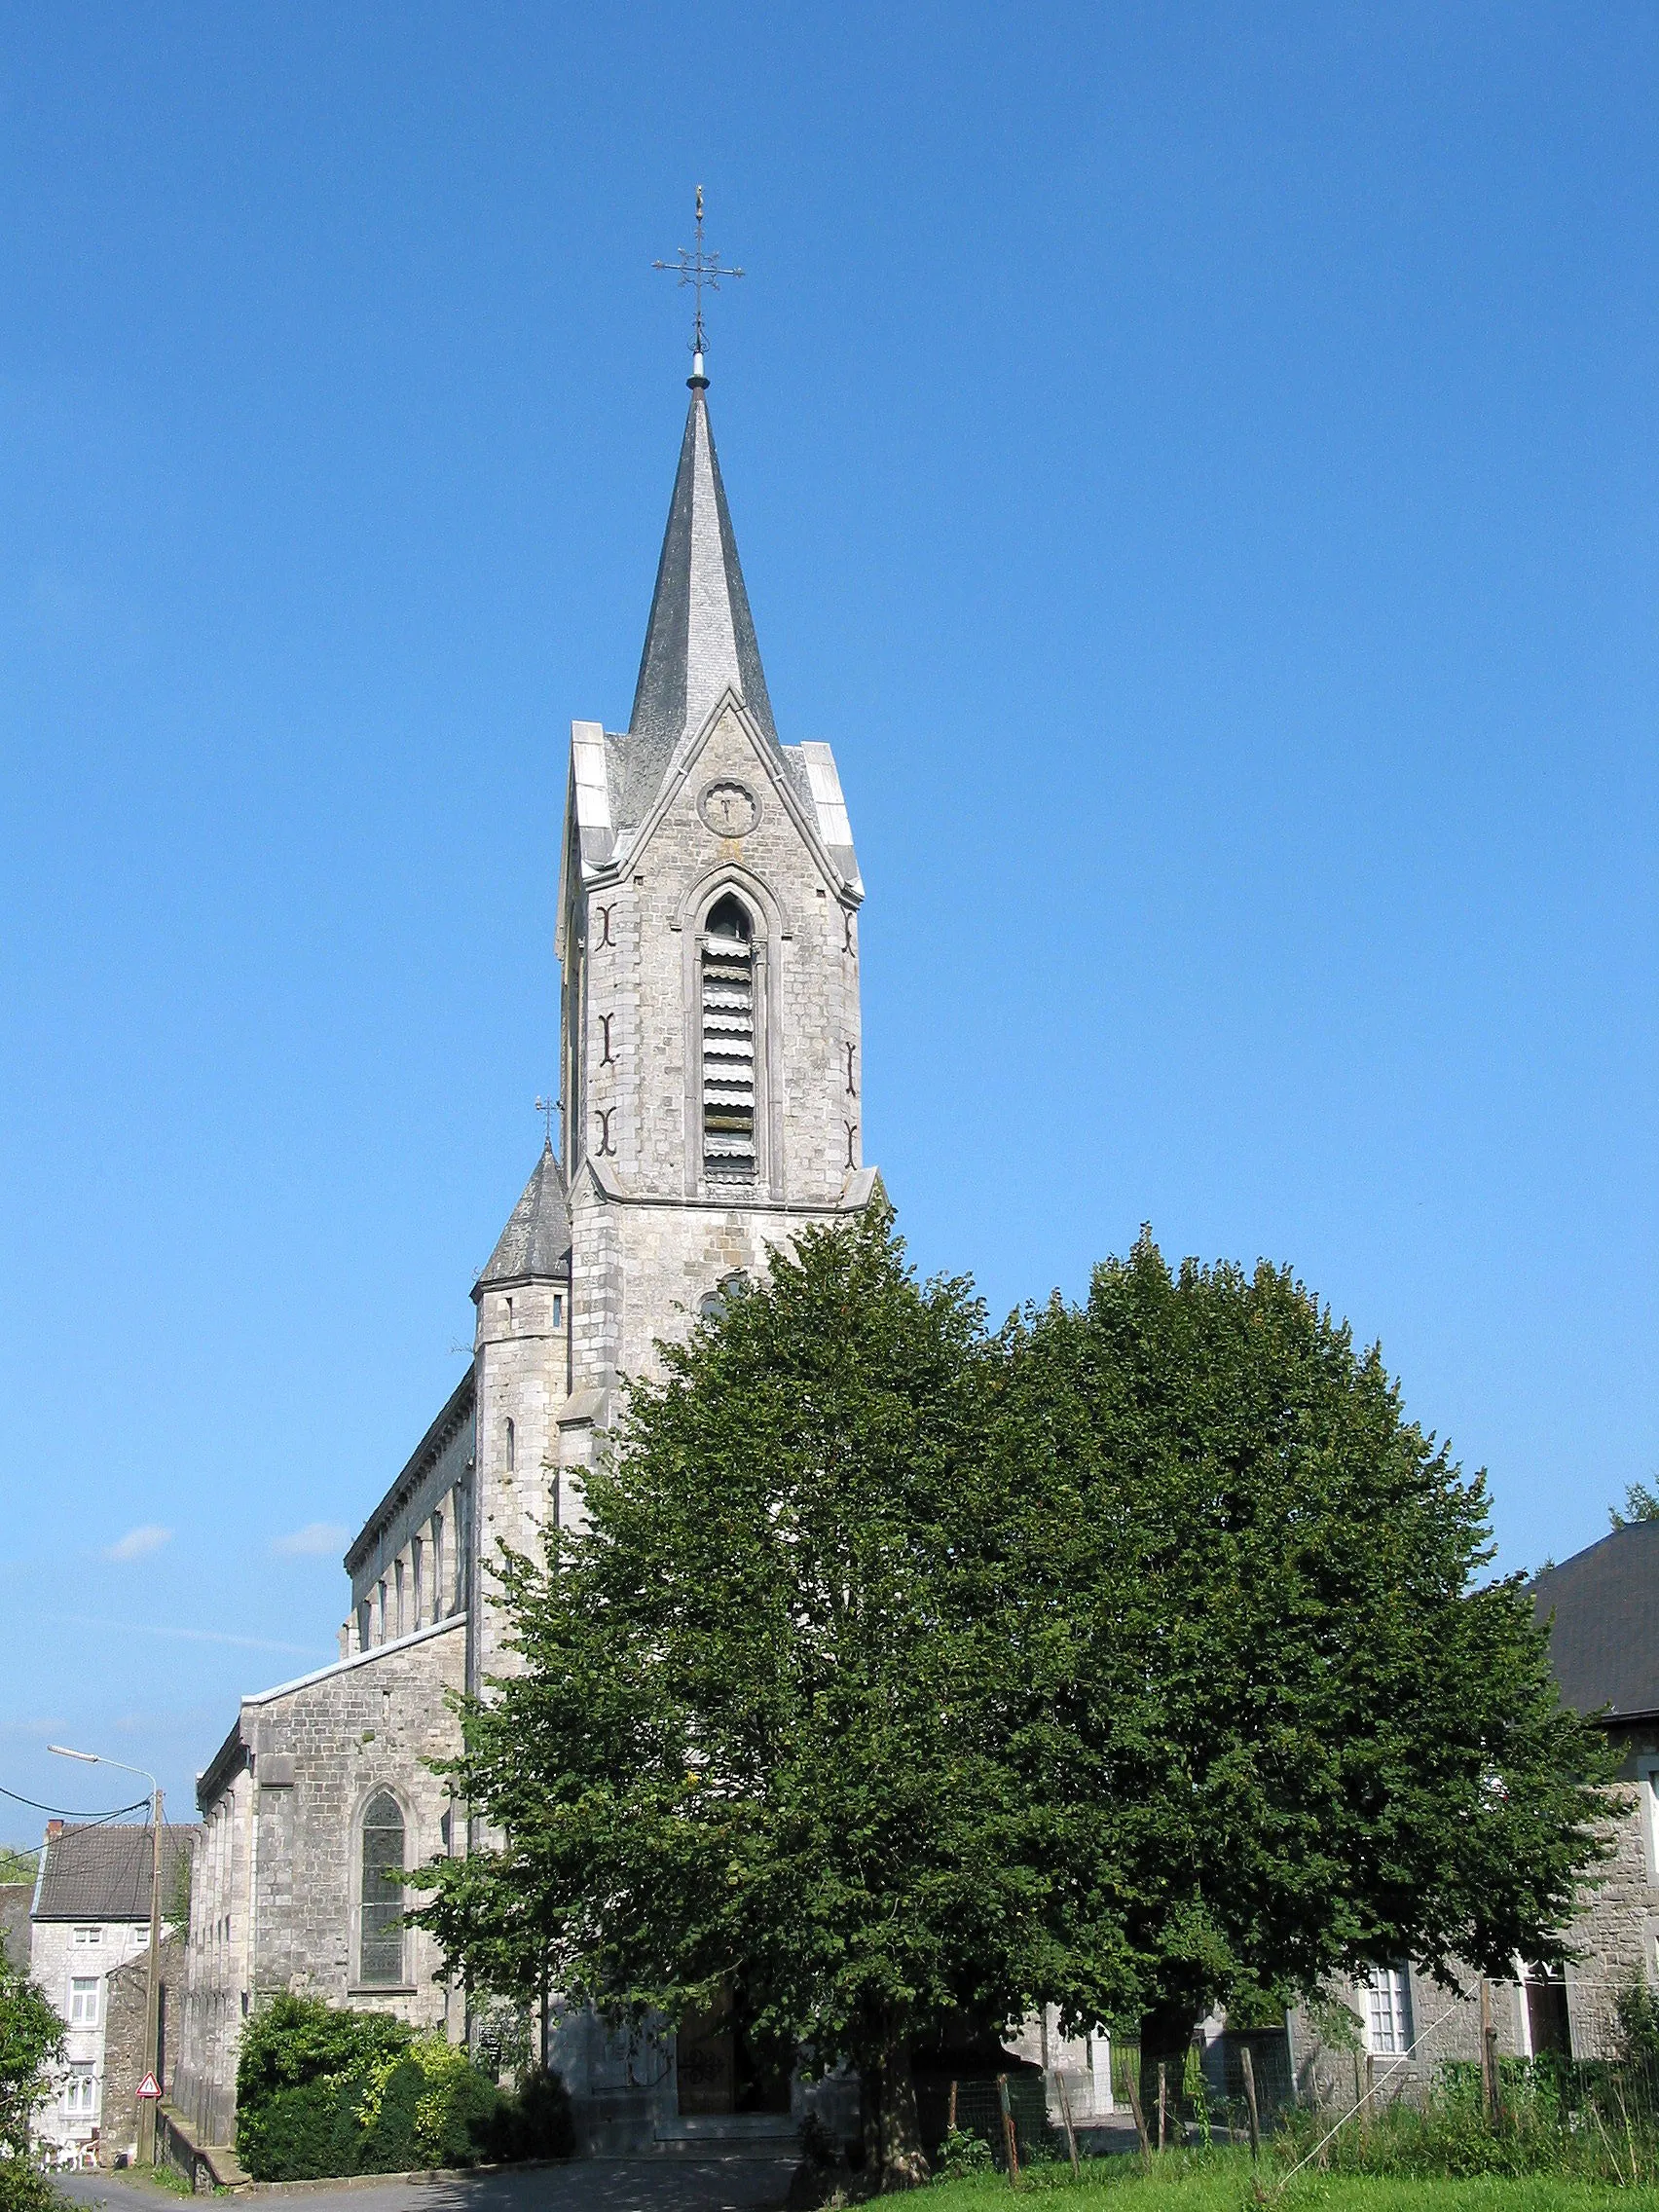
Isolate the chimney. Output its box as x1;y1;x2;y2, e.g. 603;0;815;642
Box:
46;1820;63;1841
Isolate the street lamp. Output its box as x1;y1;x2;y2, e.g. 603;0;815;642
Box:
49;1746;166;2167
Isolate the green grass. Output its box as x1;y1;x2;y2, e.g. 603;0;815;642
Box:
923;2149;1659;2212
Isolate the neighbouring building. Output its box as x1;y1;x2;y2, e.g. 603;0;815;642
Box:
1292;1516;1659;2097
174;344;882;2157
29;1820;196;2164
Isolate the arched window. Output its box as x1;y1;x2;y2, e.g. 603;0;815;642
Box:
358;1793;405;1985
701;896;756;1180
505;1418;516;1473
700;1270;750;1323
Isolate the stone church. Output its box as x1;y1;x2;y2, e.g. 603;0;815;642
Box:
173;354;880;2155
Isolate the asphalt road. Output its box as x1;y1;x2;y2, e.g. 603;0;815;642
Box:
55;2157;796;2212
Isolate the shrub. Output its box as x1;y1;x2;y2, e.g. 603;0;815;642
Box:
238;2079;361;2183
0;2158;62;2212
932;2126;994;2181
235;1997;520;2180
480;2066;575;2162
0;1963;65;2159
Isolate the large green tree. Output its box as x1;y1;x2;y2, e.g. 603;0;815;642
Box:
988;1235;1614;2090
414;1213;1610;2187
414;1205;1044;2185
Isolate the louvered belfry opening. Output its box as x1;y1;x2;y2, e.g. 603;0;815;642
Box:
702;894;756;1180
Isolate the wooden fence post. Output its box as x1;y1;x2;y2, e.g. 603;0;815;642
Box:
1056;2071;1081;2178
996;2074;1020;2187
1240;2045;1262;2163
1124;2072;1152;2159
947;2080;957;2135
1480;1979;1500;2128
1157;2061;1167;2152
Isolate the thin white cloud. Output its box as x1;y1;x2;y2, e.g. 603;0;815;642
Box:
272;1522;350;1559
104;1525;171;1563
55;1615;319;1658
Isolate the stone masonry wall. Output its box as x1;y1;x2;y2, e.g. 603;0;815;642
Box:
176;1623;465;2147
102;1930;182;2162
242;1622;464;2022
471;1279;569;1685
176;1766;254;2146
572;702;861;1213
1291;1746;1659;2099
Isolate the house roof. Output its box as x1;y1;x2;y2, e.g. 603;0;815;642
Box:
32;1823;196;1924
1533;1518;1659;1721
475;1141;571;1291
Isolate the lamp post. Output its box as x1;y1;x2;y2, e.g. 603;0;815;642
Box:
49;1746;166;2167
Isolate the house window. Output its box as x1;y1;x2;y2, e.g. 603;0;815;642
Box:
69;1978;99;2027
701;896;756;1180
553;1294;564;1328
358;1792;406;1985
71;1927;100;1948
1365;1967;1413;2055
64;2064;96;2120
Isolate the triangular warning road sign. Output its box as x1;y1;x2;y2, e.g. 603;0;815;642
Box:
136;2075;161;2100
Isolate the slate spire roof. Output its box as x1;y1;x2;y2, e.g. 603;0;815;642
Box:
476;1142;571;1291
627;378;778;781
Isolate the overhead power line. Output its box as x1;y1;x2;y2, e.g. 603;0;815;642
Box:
0;1783;152;1822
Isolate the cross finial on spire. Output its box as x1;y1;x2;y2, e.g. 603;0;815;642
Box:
653;186;744;387
534;1093;558;1151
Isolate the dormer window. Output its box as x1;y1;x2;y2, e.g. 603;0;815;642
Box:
701;895;756;1180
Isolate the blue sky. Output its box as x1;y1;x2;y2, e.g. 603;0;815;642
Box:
2;3;1654;1825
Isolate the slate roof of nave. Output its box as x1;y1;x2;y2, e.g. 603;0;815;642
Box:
343;1364;475;1579
476;1140;571;1289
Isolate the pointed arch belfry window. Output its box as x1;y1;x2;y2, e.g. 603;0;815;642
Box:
358;1793;405;1985
701;895;756;1179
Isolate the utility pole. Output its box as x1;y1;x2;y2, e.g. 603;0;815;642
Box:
51;1745;166;2165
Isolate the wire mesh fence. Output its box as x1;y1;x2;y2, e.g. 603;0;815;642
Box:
927;2037;1298;2174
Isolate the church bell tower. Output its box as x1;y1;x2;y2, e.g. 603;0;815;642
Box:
552;354;877;1510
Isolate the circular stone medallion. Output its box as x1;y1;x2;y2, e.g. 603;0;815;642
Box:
699;780;759;838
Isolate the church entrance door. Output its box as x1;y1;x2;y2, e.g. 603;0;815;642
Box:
676;1987;793;2116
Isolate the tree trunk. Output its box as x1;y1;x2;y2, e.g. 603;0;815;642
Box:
861;2009;930;2190
1138;2000;1198;2142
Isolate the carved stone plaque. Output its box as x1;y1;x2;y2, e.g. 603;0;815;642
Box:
699;780;758;838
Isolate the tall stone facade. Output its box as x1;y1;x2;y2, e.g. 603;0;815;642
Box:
173;363;876;2157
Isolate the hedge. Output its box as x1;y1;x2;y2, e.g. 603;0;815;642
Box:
235;1994;572;2181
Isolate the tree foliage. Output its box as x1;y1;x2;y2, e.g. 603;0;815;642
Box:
411;1210;1611;2188
414;1205;1010;2183
1609;1481;1659;1530
0;1955;65;2159
990;1236;1613;2077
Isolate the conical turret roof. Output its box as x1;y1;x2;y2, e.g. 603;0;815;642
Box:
628;382;777;778
476;1143;571;1291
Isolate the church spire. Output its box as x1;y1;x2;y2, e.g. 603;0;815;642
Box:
627;379;778;761
634;193;774;765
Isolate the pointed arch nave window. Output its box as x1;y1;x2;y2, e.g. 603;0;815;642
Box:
702;895;756;1179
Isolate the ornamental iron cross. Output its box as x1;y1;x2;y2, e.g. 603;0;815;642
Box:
653;186;744;361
